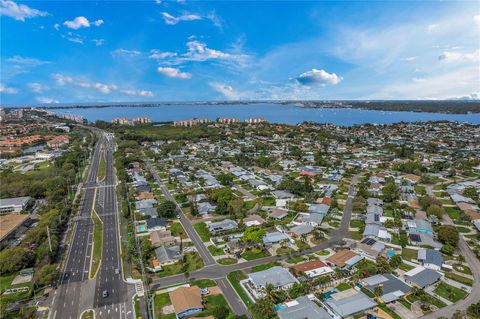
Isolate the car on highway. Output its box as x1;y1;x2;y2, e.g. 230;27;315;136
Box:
102;290;109;298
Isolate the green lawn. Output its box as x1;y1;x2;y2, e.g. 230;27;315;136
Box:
434;282;468;303
241;248;271;260
252;262;280;273
401;248;418;261
169;222;187;239
199;294;233;317
194;222;212;242
316;249;330;256
378;304;402;319
157;252;204;278
217;258;238;265
456;226;471;233
399;263;414;271
276;246;295;255
97;151;106;179
444;272;473;286
189;279;217;287
445;207;462;220
407;292;447;309
90;210;103;279
227;271;253;307
350;220;364;228
453;264;472;275
295;240;310;251
154;293;176;319
350;231;363;240
336;282;352;291
207;245;225;256
399;298;412;310
81;310;95;319
287;256;306;264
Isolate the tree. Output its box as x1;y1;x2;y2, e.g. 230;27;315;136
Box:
467;301;480;318
426;205;445;219
288;282;311;299
157;200;177;218
438;225;459;248
418;195;441;211
250;297;276;319
35;263;59;287
463;186;479;202
228;197;245;218
217;173;234;186
374;285;383;297
389;254;402;269
242;227;266;245
0;247;34;275
382;180;399;202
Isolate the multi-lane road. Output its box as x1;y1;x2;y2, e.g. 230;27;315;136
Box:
50;133;134;319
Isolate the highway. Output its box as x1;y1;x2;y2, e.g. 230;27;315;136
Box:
50;134;104;319
93;134;133;319
50;133;135;319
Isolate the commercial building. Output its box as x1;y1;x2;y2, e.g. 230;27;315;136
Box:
173;118;210;127
0;197;31;214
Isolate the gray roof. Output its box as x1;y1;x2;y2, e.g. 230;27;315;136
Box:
326;291;377;317
362;274;412;302
302;213;324;225
155;245;181;263
208;219;238;233
289;224;313;236
263;231;290;245
418;249;443;267
249;266;298;288
405;267;442;288
308;204;330;215
146;217;167;229
272;190;295;199
277;296;331;319
0;196;31;207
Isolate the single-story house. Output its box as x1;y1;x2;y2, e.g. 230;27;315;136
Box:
169;286;204;318
146;217;167;231
268;208;289;220
271;190;295;200
308;204;330;215
289;224;313;237
278;296;332;319
263;231;291;246
197;202;216;215
291;260;334;279
207;219;238;234
417;248;444;271
406;219;433;236
363;224;392;242
243;215;266;227
155;245;182;265
325;289;377;318
359;273;412;303
353;238;385;260
150;230;177;248
326;250;363;269
301;213;324;227
248;266;298;290
408;232;442;249
404;266;442;288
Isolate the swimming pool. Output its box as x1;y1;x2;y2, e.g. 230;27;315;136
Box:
139;225;146;232
387;250;396;257
275;305;286;311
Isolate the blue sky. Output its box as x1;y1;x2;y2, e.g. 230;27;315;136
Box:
1;0;479;104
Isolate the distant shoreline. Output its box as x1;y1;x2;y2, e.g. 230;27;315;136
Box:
4;100;480;114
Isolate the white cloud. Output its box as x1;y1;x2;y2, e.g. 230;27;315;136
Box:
28;82;48;93
157;67;192;79
149;50;177;60
162;12;201;25
438;49;480;62
179;40;248;66
111;49;141;57
412;77;426;83
401;56;416;61
66;37;83;44
63;16;103;29
92;39;105;46
427;24;438;31
52;73;154;97
209;82;241;100
54;23;60;30
36;97;59;104
474;14;480;27
0;0;47;21
293;69;342;86
0;83;17;94
7;55;49;66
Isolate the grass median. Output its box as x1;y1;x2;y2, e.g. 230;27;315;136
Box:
90;208;103;279
97;151;106;180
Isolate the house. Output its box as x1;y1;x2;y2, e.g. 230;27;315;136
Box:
308;204;330;215
326;250;363;269
137;192;155;200
271;190;295;200
363;224;392;242
417;248;443;271
263;231;291;246
404;266;442;288
155;245;182;265
169;286;204;318
406;219;433;236
243;215;266;227
207;219;238;234
0;197;31;214
146;217;167;231
325;289;377;318
289;224;313;237
268;208;289;220
135;199;157;212
353;238;385;260
277;296;332;319
197;202;216;215
150;230;177;248
291;260;334;279
408;232;442;249
301;213;324;227
359;273;412;303
47;135;69;148
248;266;298;290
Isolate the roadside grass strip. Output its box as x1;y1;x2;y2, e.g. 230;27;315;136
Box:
89;190;104;279
97;150;107;181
